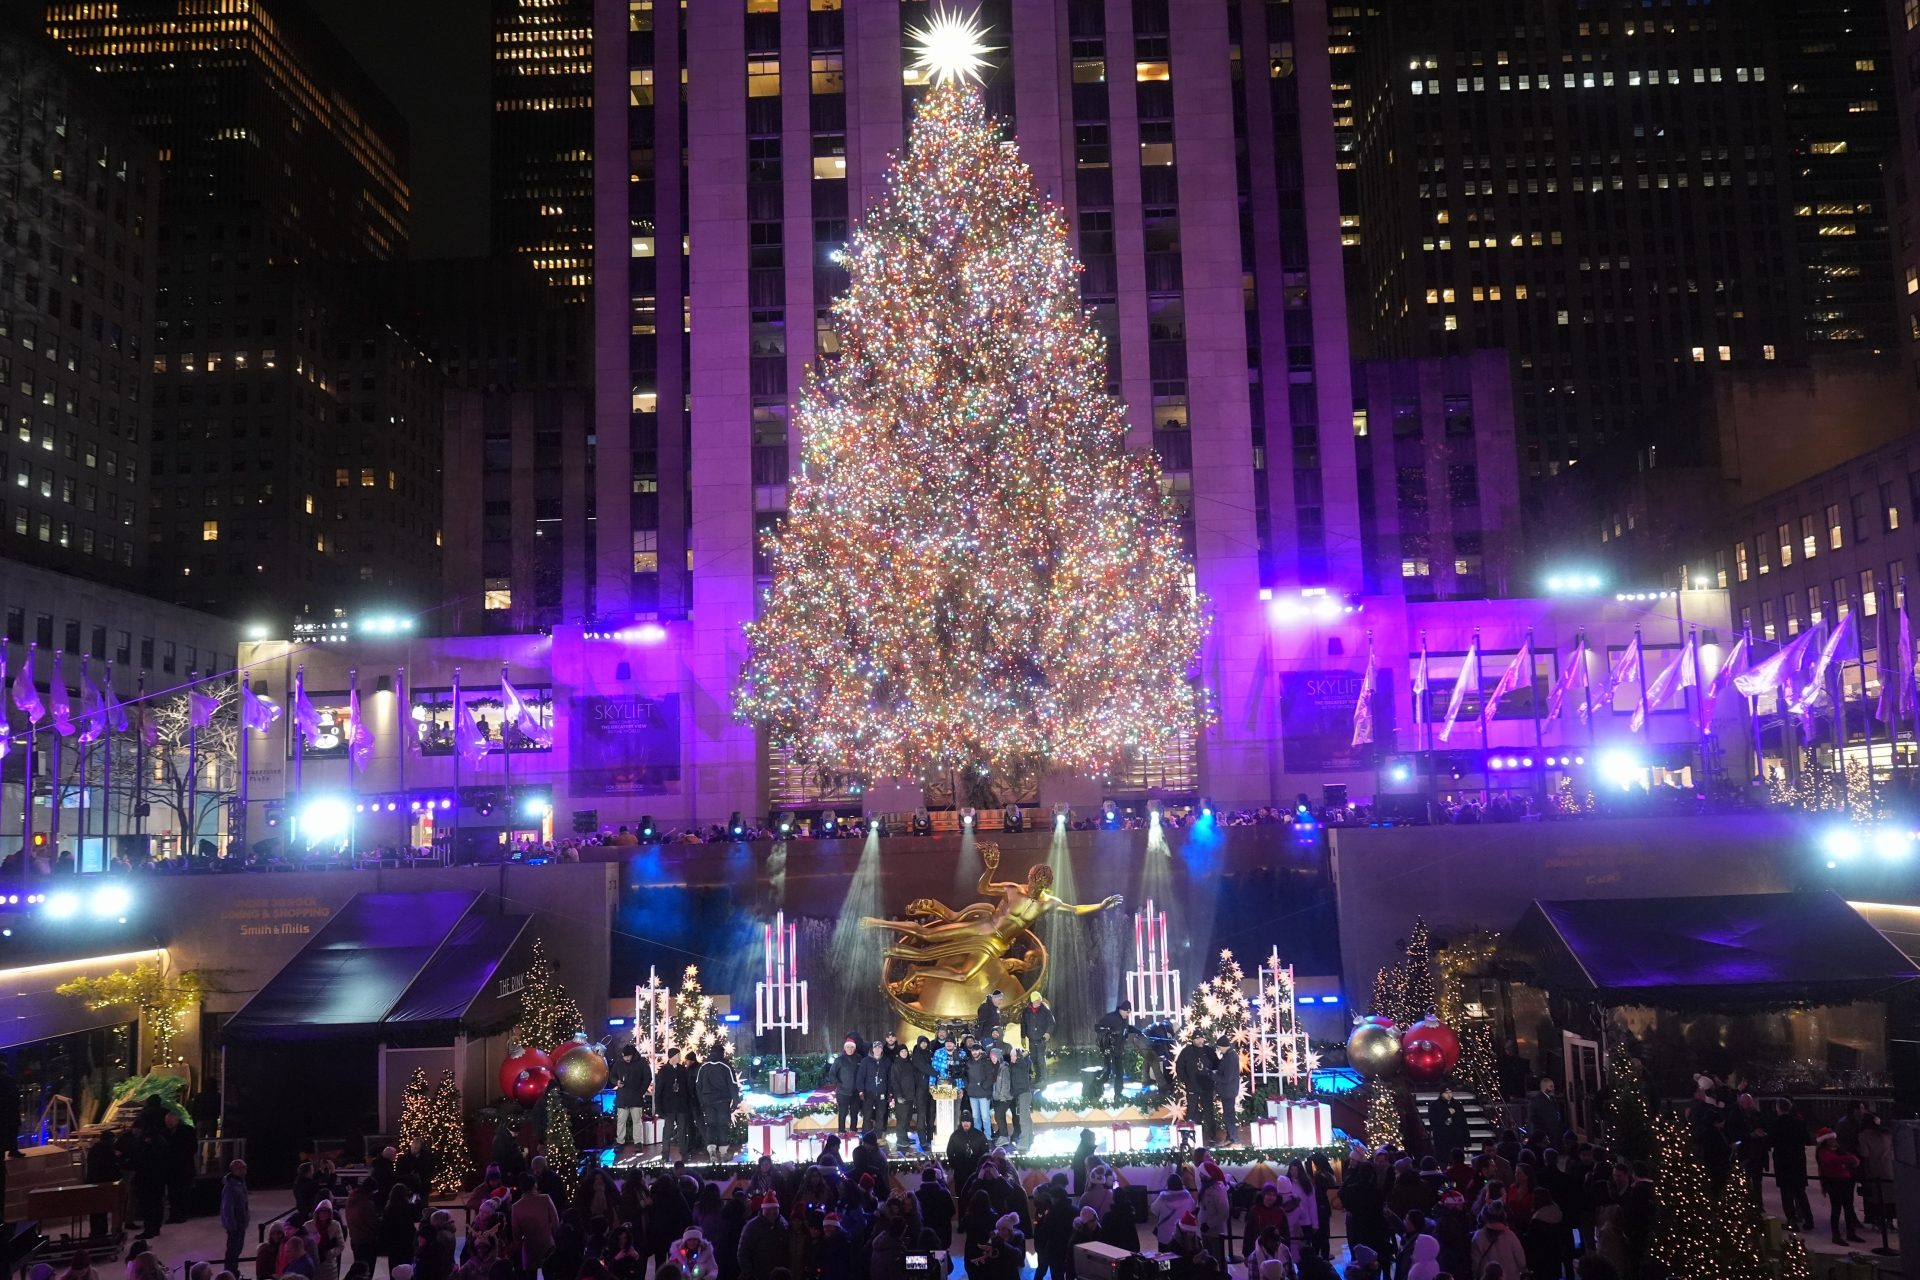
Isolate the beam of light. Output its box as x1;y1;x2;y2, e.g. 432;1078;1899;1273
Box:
908;7;997;85
827;828;890;1036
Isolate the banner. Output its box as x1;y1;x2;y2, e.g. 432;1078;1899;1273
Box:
569;693;682;795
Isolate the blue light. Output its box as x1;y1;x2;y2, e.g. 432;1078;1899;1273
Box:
1322;994;1341;1005
722;1013;743;1024
1297;996;1317;1005
607;1018;628;1027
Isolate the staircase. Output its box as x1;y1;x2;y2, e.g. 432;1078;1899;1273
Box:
1409;1087;1500;1151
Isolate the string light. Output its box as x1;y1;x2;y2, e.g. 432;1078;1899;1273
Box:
736;83;1211;783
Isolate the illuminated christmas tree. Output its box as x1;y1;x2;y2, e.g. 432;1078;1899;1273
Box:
1183;950;1252;1046
1650;1112;1779;1280
398;1068;432;1152
670;965;733;1062
734;24;1208;785
509;938;585;1050
1364;1081;1404;1149
426;1071;474;1196
1401;920;1435;1022
1599;1051;1656;1165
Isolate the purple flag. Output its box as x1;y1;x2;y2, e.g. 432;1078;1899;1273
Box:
1351;645;1376;748
77;661;107;744
1631;636;1697;733
1734;625;1818;700
1544;638;1589;724
187;679;220;729
502;675;553;750
11;646;43;724
1699;633;1749;731
347;684;372;772
1483;639;1533;723
293;668;324;749
1603;634;1642;705
455;695;493;765
0;648;9;761
1410;644;1428;724
1438;638;1479;743
240;676;283;733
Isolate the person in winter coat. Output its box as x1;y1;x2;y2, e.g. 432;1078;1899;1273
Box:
615;1046;653;1149
1006;1048;1035;1149
667;1226;717;1280
975;990;1007;1045
382;1184;423;1276
737;1195;788;1280
829;1039;864;1132
1244;1182;1294;1258
1023;995;1056;1082
964;1047;996;1134
910;1038;937;1147
1032;1181;1076;1280
1768;1099;1814;1231
916;1167;957;1241
695;1048;741;1160
1856;1113;1895;1229
1522;1189;1567;1280
1340;1163;1393;1262
1524;1079;1567;1145
219;1160;250;1277
849;1131;889;1188
1816;1129;1866;1245
655;1049;695;1159
1248;1226;1293;1279
1175;1034;1220;1144
1213;1041;1243;1145
1196;1163;1232;1263
1469;1203;1526;1279
344;1179;381;1271
857;1043;893;1136
1431;1192;1473;1279
1148;1175;1198;1248
308;1200;348;1280
1098;1187;1142;1253
1427;1089;1471;1158
890;1046;923;1150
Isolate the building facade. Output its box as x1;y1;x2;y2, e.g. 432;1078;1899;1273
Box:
591;0;1358;821
1352;350;1522;598
40;0;440;624
1354;1;1807;486
0;20;159;583
492;0;595;302
1888;0;1920;388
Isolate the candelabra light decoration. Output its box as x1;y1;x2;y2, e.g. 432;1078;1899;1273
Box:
633;966;672;1071
1252;947;1316;1091
1126;899;1183;1024
754;909;809;1086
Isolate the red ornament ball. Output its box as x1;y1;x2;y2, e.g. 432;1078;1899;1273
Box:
499;1046;553;1099
511;1065;553;1104
1401;1017;1461;1083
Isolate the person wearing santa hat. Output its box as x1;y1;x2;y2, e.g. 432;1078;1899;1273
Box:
1815;1129;1866;1246
736;1194;787;1280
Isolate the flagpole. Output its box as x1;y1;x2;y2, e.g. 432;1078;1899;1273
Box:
102;663;115;849
452;666;463;864
48;650;63;853
1473;628;1487;804
1526;628;1544;803
396;666;408;850
1634;627;1652;746
347;667;359;857
292;664;305;803
501;664;513;849
20;643;35;853
1744;627;1762;785
185;669;199;859
1856;594;1879;816
77;657;91;862
1825;603;1848;815
1582;632;1596;751
1906;582;1919;782
134;672;147;837
236;669;251;858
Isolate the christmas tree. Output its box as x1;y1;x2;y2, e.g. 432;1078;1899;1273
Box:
426;1071;474;1196
670;964;733;1062
1364;1081;1403;1149
1184;950;1252;1046
1649;1112;1780;1280
510;938;585;1050
398;1068;432;1153
543;1089;579;1175
1598;1051;1656;1165
1434;931;1502;1101
1401;920;1436;1022
734;32;1208;785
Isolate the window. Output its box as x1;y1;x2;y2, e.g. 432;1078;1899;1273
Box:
1827;502;1844;549
1777;522;1793;568
1862;569;1879;614
1735;542;1750;582
1852;492;1872;540
1808;589;1824;627
1801;514;1817;560
202;520;219;541
162;641;176;674
633;530;659;573
408;686;554;756
1883;480;1901;531
4;608;21;643
35;614;53;647
1714;549;1728;589
484;578;512;611
747;59;780;98
114;630;130;664
1761;600;1776;642
89;626;106;661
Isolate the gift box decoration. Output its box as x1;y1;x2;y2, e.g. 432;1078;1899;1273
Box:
1250;1117;1282;1148
1109;1121;1136;1153
641;1115;665;1144
769;1068;798;1096
749;1117;794;1160
1267;1098;1288;1119
1287;1101;1331;1147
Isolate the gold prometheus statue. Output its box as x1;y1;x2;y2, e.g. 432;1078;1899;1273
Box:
863;843;1122;1031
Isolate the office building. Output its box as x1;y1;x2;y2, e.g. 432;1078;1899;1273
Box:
1887;0;1920;387
1352;351;1522;599
1354;2;1807;488
493;0;595;302
0;19;159;582
39;0;442;622
591;0;1357;817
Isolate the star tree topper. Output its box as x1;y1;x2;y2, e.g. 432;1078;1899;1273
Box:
908;7;997;86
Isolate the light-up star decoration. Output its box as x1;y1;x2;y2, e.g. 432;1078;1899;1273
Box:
908;7;997;85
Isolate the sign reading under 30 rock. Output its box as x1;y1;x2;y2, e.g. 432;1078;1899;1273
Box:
569;693;681;796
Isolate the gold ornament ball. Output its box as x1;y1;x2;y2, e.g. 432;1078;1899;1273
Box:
554;1043;609;1097
1346;1021;1403;1079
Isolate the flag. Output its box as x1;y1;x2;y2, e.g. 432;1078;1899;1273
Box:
1411;644;1429;725
346;683;372;772
11;647;43;724
502;675;554;750
48;654;74;737
77;663;107;744
1700;632;1749;730
454;694;493;765
1545;638;1589;724
292;669;324;749
1603;634;1643;704
1438;638;1479;742
1351;646;1376;748
1483;639;1534;722
0;649;10;761
1733;626;1819;699
1787;611;1858;727
240;676;283;733
1631;635;1697;732
1895;604;1917;720
187;680;220;729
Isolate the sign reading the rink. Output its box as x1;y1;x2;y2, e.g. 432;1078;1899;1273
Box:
569;693;682;796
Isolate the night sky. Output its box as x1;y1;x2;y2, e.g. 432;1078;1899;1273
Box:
308;0;492;259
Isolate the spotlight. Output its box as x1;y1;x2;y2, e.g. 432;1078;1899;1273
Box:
1053;803;1071;831
776;812;793;837
1823;828;1862;861
820;809;838;836
1390;763;1411;782
89;885;132;918
911;808;933;837
1199;797;1216;821
728;811;745;839
871;814;888;837
45;891;80;920
1101;800;1119;829
386;801;398;813
1871;829;1909;860
639;815;656;839
1002;803;1023;832
1598;749;1645;791
300;797;352;842
410;800;422;812
961;807;975;829
521;796;552;820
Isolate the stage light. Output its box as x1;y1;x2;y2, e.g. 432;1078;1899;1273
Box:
961;807;975;829
244;622;271;640
1598;749;1644;791
1871;829;1909;860
640;815;656;839
912;808;933;836
521;796;552;820
1100;801;1119;828
1199;797;1216;820
410;800;422;812
776;812;793;836
45;892;80;920
728;811;745;839
1053;803;1071;831
300;797;352;842
1545;571;1604;594
1002;803;1023;832
819;809;838;836
871;814;888;837
1390;763;1411;782
1822;828;1862;861
89;885;132;918
1488;758;1504;772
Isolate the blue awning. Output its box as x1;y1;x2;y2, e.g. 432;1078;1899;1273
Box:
222;892;532;1041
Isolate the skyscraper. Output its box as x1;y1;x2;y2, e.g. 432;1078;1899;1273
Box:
493;0;595;302
1885;0;1920;383
593;0;1356;814
41;0;442;622
0;18;159;581
1354;1;1810;495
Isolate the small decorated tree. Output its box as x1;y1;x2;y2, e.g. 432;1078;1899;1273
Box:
1183;950;1252;1046
670;964;733;1062
1599;1051;1656;1165
1364;1080;1403;1149
1401;920;1436;1022
509;938;585;1050
398;1068;433;1153
57;961;207;1068
426;1071;474;1196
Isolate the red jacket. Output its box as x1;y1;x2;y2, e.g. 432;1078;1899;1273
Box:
1816;1147;1858;1182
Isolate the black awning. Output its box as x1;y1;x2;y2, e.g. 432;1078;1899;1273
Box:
382;912;532;1038
222;891;531;1042
1505;891;1920;1010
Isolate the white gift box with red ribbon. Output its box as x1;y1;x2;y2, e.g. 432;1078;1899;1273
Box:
1285;1101;1331;1147
1249;1116;1283;1148
641;1115;665;1144
1108;1121;1137;1153
788;1130;826;1160
749;1117;794;1160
